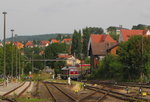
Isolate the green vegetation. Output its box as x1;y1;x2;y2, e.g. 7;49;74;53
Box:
6;33;72;42
91;36;150;82
107;26;119;41
45;43;69;74
17;97;49;102
91;54;123;80
71;30;82;59
132;24;150;30
0;44;26;76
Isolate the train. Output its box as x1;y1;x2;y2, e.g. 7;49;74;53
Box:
61;64;90;80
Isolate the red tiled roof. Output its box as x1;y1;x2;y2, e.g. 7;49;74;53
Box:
14;42;24;49
62;39;72;43
40;40;50;45
120;29;147;41
51;39;59;43
91;34;117;43
25;41;33;46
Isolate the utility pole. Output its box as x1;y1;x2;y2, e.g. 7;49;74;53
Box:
141;36;144;81
3;12;7;78
18;50;21;80
80;53;83;79
16;45;18;78
11;29;14;77
32;51;34;73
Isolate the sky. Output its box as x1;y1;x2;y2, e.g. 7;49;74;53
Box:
0;0;150;39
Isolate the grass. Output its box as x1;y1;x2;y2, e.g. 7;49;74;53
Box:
16;97;49;102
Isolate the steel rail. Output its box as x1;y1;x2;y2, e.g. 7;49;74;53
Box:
43;82;57;102
44;81;68;85
96;93;108;102
44;82;78;102
3;82;25;96
79;88;109;102
86;85;150;102
51;83;78;102
17;81;32;97
92;81;150;88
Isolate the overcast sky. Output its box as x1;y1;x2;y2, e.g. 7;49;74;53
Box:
0;0;150;39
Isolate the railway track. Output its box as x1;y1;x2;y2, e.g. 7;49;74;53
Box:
43;82;78;102
1;81;32;102
90;80;150;88
78;88;109;102
85;85;150;102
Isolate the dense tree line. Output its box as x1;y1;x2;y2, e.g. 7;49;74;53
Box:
92;36;150;82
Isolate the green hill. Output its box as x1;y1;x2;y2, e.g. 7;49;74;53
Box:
6;33;72;41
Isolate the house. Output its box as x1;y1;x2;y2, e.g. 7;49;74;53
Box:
14;42;24;49
58;53;80;66
58;53;72;59
50;39;59;44
61;39;72;44
106;43;119;55
25;41;34;48
40;40;50;47
119;29;150;42
88;34;117;69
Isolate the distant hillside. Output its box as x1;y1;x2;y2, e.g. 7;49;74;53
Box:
6;33;72;41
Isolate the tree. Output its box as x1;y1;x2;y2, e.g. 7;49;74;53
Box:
92;54;123;80
132;24;150;30
45;43;69;71
45;43;69;59
33;54;44;71
71;30;82;58
117;36;150;81
107;26;119;41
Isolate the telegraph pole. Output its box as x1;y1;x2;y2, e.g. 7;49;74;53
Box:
3;12;7;78
15;39;18;78
11;29;14;77
18;50;21;80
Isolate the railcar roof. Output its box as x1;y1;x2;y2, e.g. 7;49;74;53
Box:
61;66;76;70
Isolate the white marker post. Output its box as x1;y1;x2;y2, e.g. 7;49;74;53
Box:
68;77;71;85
